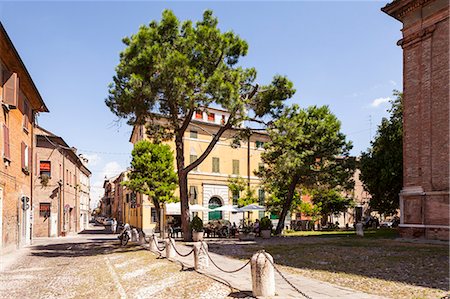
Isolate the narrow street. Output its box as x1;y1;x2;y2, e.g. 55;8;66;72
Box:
0;226;230;299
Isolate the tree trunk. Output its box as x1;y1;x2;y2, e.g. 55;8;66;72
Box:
179;171;191;241
275;176;299;235
174;132;192;241
152;198;161;232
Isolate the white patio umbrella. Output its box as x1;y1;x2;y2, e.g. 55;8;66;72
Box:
212;205;241;212
239;203;266;211
189;204;212;212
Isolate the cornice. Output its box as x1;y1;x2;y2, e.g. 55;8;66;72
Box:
382;0;432;21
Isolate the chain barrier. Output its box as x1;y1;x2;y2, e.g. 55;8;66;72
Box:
201;242;251;274
259;250;312;299
152;235;166;252
169;238;195;257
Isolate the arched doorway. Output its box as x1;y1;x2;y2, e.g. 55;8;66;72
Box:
208;197;222;220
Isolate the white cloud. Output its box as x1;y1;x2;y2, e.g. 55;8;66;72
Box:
389;80;397;86
371;97;391;108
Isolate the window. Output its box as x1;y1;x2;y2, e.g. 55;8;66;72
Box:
66;169;69;185
212;157;220;173
21;142;30;173
258;189;265;218
151;208;157;223
190;155;198;171
3;124;10;161
232;160;239;175
207;112;215;122
189;186;198;204
258;189;265;205
221;115;226;125
232;190;239;205
255;141;264;149
22;99;30;132
195;111;203;119
39;203;51;217
40;161;51;177
2;72;18;108
190;130;198;139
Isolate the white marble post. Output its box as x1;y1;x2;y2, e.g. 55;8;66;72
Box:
356;222;364;237
150;235;158;252
165;238;175;259
193;241;209;270
251;251;275;297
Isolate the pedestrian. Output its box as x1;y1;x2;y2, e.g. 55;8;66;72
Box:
111;218;117;234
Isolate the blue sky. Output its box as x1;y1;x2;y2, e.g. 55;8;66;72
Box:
0;1;402;207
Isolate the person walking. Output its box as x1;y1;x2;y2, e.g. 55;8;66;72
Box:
111;218;117;234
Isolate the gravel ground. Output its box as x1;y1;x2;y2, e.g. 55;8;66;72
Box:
205;231;449;299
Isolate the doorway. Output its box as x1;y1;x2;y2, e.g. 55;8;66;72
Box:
208;197;222;220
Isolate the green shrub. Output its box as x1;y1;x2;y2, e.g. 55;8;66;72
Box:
190;216;204;232
260;216;273;230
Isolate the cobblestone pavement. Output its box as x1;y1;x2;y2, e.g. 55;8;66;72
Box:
0;226;234;299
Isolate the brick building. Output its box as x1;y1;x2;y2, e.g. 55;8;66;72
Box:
33;126;91;237
0;23;49;252
382;0;449;239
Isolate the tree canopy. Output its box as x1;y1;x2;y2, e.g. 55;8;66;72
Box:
359;91;403;216
122;140;178;227
106;10;295;240
257;104;355;234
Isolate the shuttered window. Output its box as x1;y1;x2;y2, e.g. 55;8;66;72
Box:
189;186;198;204
232;191;239;205
212;157;220;173
258;189;265;205
207;112;215;122
3;124;10;161
2;72;19;108
195;111;203;119
232;159;239;175
189;154;198;171
40;161;51;177
190;130;198;139
39;203;51;217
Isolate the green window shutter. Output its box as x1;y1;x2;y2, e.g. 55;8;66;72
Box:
190;130;198;138
190;154;198;171
232;159;239;175
212;157;220;173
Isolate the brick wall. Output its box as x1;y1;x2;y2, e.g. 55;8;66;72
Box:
383;0;449;240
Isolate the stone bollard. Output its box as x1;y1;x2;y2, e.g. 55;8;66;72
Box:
131;228;139;242
193;241;209;270
251;251;275;297
165;238;175;259
149;235;158;252
356;222;364;237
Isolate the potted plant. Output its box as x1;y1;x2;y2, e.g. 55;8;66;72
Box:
40;174;50;187
238;221;255;241
191;216;204;242
260;216;273;239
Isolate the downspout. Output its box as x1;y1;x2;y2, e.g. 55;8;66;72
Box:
30;110;34;244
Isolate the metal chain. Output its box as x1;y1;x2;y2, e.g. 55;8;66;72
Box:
169;238;195;257
152;235;166;252
201;242;251;274
259;251;312;299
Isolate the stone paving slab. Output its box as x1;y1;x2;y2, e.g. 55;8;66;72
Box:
148;240;387;299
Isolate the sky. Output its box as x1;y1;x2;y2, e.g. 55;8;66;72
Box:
0;1;403;208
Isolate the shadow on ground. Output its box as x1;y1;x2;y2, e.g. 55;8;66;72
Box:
206;233;449;292
31;240;145;258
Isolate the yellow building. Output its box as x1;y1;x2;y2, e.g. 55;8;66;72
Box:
128;107;269;234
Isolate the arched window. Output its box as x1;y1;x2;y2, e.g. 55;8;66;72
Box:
208;197;222;220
